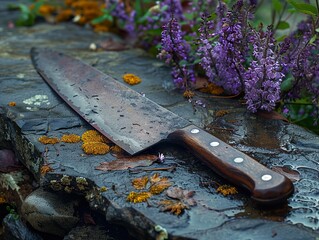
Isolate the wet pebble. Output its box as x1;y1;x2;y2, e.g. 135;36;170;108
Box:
21;188;79;237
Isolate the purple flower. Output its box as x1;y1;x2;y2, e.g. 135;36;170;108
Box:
158;153;165;163
244;27;284;112
105;0;136;35
212;20;247;94
197;12;217;82
158;17;195;88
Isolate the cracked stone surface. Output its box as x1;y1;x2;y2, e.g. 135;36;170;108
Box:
0;3;319;239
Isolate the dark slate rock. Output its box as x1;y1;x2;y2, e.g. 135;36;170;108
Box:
185;219;319;240
2;214;43;240
63;226;115;240
1;2;319;239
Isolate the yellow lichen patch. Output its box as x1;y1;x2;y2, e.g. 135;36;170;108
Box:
122;73;142;85
61;134;81;143
82;142;110;155
183;90;195;99
132;176;149;190
38;136;60;145
127;191;152;203
40;165;53;176
8;102;16;107
99;186;108;192
199;83;224;95
158;200;189;215
81;130;110;143
216;185;238;196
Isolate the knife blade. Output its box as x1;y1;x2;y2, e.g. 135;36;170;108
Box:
30;47;294;204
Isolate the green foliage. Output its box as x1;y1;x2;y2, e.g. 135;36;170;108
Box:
6;205;19;220
287;0;318;16
284;101;319;134
14;1;44;26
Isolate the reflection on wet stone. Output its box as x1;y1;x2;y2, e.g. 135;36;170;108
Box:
0;4;319;239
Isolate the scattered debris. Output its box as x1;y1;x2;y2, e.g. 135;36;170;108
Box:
183;90;195;99
132;176;149;190
127;173;172;204
215;109;230;117
96;154;157;171
158;200;189;215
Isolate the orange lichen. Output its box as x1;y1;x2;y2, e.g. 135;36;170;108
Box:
39;5;56;16
110;145;123;153
61;134;81;143
81;130;110;143
82;142;110;155
158;200;188;215
132;176;149;190
215;110;230;117
199;83;224;95
0;196;6;204
56;9;74;22
92;22;111;32
8;102;16;107
183;90;195;99
127;191;152;203
40;165;53;175
38;136;60;144
216;185;238;196
122;73;142;85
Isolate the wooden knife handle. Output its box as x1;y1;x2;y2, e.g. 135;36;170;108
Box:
168;125;294;204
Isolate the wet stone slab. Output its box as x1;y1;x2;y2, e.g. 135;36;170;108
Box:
1;6;319;240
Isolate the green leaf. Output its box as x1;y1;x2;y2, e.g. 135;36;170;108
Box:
276;34;288;42
134;0;143;18
281;76;294;92
277;21;290;30
272;0;283;12
92;14;113;24
309;35;317;45
287;0;318;16
315;28;319;33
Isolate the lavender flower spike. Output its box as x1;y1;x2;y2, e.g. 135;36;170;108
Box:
158;17;195;88
244;27;284;112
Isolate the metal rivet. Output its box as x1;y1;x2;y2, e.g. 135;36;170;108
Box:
234;157;244;163
261;174;272;181
210;141;220;147
191;129;200;134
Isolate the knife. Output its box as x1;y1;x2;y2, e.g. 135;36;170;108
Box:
30;48;293;204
